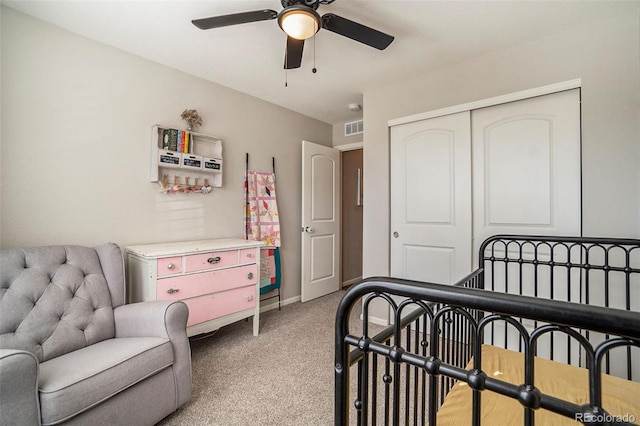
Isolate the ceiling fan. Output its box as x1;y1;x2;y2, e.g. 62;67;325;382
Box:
192;0;394;70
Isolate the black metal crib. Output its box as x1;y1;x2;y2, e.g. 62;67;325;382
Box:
335;235;640;425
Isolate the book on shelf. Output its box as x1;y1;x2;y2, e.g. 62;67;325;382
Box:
162;129;170;149
161;128;191;153
184;131;190;153
162;128;179;151
178;130;191;153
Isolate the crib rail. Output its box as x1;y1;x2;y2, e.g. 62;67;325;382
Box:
480;235;640;378
479;234;640;310
336;235;640;426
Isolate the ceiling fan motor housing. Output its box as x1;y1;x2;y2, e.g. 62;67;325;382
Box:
281;0;335;9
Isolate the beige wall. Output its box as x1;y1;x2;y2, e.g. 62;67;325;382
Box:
0;7;332;302
362;10;640;286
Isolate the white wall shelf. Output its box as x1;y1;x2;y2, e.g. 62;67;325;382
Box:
151;124;223;189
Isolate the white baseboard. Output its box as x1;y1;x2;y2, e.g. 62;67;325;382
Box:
259;295;300;313
341;276;362;287
362;314;390;327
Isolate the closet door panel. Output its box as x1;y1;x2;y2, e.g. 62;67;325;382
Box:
485;118;552;225
472;88;581;255
390;111;472;285
472;89;582;357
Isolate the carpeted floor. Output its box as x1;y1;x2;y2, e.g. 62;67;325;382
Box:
157;288;367;426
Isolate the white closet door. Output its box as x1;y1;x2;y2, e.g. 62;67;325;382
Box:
390;111;472;285
472;89;582;261
472;89;582;359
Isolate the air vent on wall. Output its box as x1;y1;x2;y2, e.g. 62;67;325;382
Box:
345;120;364;136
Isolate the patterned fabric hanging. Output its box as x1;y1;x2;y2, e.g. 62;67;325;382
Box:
244;170;281;247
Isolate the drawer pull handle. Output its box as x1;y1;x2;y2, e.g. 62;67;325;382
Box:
246;295;254;302
207;256;222;264
166;263;175;270
167;288;180;295
247;253;253;258
247;272;254;280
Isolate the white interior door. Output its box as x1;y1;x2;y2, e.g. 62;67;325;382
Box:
390;111;473;285
472;89;582;262
301;141;341;302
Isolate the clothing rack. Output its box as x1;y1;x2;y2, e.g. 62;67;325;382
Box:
245;153;281;310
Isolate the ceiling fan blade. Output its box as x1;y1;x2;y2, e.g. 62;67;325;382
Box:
192;9;278;30
321;13;394;50
284;37;305;69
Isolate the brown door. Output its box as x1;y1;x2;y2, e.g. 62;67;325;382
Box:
341;148;363;287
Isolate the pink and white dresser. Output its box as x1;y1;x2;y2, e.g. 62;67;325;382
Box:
125;238;263;336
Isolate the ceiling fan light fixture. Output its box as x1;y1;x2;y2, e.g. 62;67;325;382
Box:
278;6;321;40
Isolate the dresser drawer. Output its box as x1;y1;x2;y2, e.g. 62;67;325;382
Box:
239;248;258;263
157;256;182;277
185;250;238;272
156;264;258;301
183;286;256;327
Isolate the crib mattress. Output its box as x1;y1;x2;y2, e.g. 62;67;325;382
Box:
436;345;640;425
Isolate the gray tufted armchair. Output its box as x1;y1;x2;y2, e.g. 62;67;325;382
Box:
0;243;191;425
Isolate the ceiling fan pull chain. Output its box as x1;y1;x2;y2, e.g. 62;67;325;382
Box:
312;33;317;74
284;37;288;87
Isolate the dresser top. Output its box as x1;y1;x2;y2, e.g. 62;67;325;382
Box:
124;238;263;258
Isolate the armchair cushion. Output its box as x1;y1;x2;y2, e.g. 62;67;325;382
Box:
38;337;173;425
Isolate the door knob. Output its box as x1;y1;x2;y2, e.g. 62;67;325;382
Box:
303;227;314;233
393;231;399;238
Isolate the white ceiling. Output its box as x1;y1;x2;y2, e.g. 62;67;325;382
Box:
3;0;637;125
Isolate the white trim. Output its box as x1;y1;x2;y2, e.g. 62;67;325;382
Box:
334;142;363;151
259;295;300;313
361;313;390;327
341;277;362;287
388;79;582;127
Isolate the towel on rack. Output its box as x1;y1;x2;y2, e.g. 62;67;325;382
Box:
244;170;281;247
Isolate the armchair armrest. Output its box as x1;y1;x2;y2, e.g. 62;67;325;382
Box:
0;349;41;426
113;300;188;339
113;301;192;407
